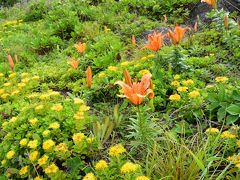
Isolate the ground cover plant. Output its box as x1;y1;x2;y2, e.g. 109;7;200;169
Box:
0;0;240;179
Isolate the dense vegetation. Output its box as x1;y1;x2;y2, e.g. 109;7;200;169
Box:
0;0;240;179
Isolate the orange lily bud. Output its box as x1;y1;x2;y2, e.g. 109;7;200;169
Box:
8;55;14;71
124;69;132;87
86;66;92;88
67;59;80;69
132;35;136;47
224;15;229;30
201;0;217;9
74;42;86;54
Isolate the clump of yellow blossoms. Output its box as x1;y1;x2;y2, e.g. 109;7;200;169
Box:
28;140;38;149
108;66;117;72
98;72;106;78
139;70;150;76
38;154;49;166
174;74;181;80
35;105;44;112
72;133;85;143
9;117;17;123
6;150;15;159
29;151;39;161
43;139;55;150
55;143;68;153
171;81;180;87
74;98;84;105
34;176;43;180
109;144;126;157
221;131;236;139
169;94;181;101
215;76;228;83
177;86;188;93
95;160;108;170
182;79;194;86
44;163;59;174
19;166;29;176
49;122;60;129
236;140;240;148
188;90;200;98
51;104;63;112
42;130;50;137
136;176;150;180
82;173;96;180
74;104;90;120
121;162;140;174
29;118;38;125
206;128;219;134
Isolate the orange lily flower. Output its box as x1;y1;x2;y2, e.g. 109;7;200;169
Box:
201;0;217;9
145;32;164;52
67;59;80;69
74;42;86;54
168;25;187;45
115;72;154;105
132;35;136;47
8;55;14;71
86;66;92;88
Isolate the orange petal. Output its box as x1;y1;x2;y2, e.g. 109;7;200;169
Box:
86;66;92;88
8;55;14;71
124;69;133;87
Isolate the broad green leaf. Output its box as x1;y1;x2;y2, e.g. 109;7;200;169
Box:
226;115;239;125
226;104;240;115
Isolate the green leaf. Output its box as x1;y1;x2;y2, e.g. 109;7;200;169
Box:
226;104;240;115
66;157;82;173
217;107;226;122
232;90;240;101
226;115;239;125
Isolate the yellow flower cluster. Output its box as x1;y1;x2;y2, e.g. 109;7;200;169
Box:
19;166;29;176
182;79;194;86
72;133;85;143
43;139;55;150
215;76;228;83
55;143;68;153
42;130;51;137
169;94;181;101
206;128;219;134
188;90;200;98
95;160;108;170
120;162;140;174
29;151;39;161
108;66;117;72
227;155;240;169
29;118;38;125
220;131;236;139
98;72;106;78
6;150;15;159
177;86;188;93
51;104;63;112
136;176;150;180
108;144;126;157
74;104;90;120
49;122;60;129
171;81;180;87
82;173;96;180
139;70;150;76
74;98;84;105
44;163;59;174
28;140;38;149
38;154;49;166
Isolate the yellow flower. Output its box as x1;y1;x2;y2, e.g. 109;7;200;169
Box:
0;73;4;77
171;81;180;87
121;61;131;66
74;98;84;105
9;73;16;78
1;160;6;166
48;91;60;97
49;122;60;129
74;111;84;120
98;72;106;78
236;140;240;148
22;78;29;83
1;93;10;99
206;128;219;134
20;139;28;146
72;133;85;143
109;144;126;157
188;90;200;98
51;104;63;112
140;57;148;61
32;76;40;81
28;93;39;99
177;86;188;92
79;105;90;112
3;82;11;87
18;82;26;88
28;140;38;149
139;70;150;76
42;130;50;137
169;94;181;101
38;154;49;166
182;79;194;86
174;74;181;80
236;163;240;169
21;73;29;77
82;173;96;180
6;150;15;159
0;89;5;95
44;163;59;174
34;176;43;180
29;118;38;125
35;105;44;112
11;90;20;96
215;76;228;83
29;151;39;161
95;160;108;170
87;137;95;143
147;54;155;58
19;166;29;176
136;176;150;180
9;117;17;123
2;121;8;128
43;139;55;150
108;66;117;72
221;131;236;139
39;94;50;100
120;162;140;174
55;143;68;153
